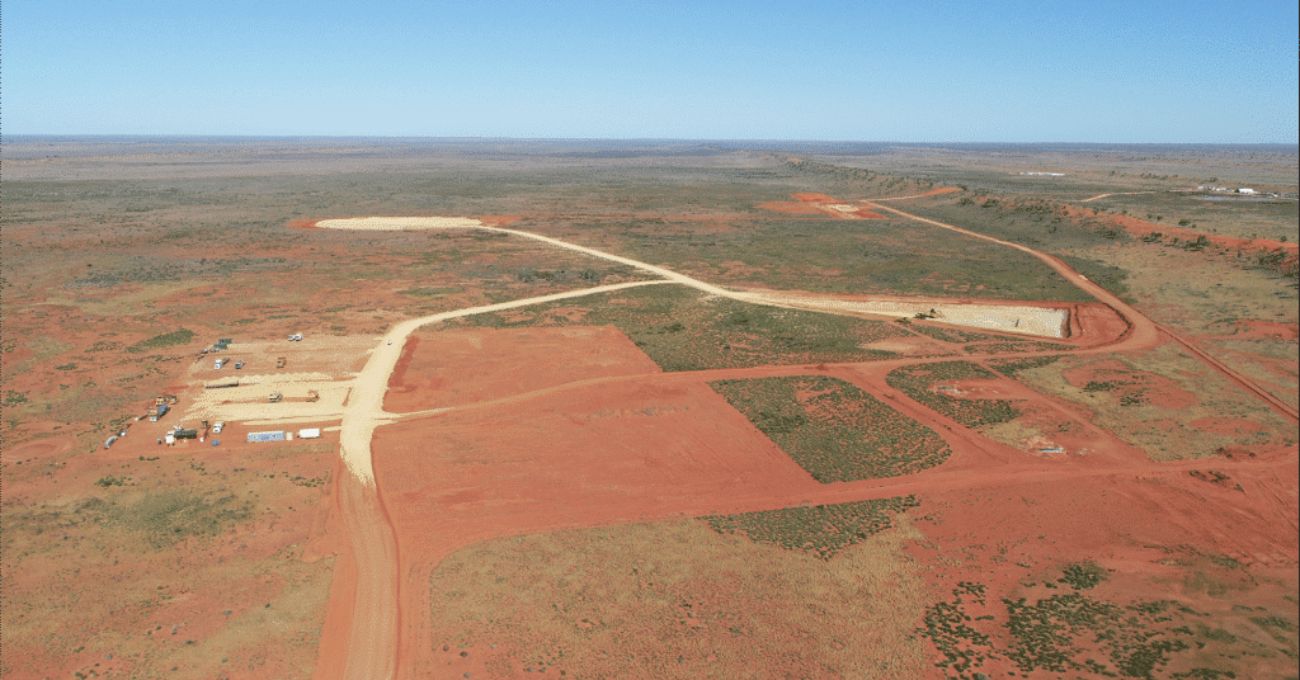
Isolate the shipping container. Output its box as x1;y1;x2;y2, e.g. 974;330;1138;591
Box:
297;428;322;439
246;430;286;443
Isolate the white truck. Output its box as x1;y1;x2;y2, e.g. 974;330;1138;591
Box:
214;357;227;369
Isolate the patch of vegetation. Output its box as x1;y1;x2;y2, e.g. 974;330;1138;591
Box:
95;476;129;487
84;340;123;353
886;361;1019;427
398;286;461;298
904;194;1124;255
1059;561;1108;589
460;285;905;371
1172;669;1237;679
4;390;29;405
919;581;998;677
69;257;293;288
91;490;253;548
1084;380;1122;392
1120;391;1148;407
126;328;195;353
966;340;1072;355
920;572;1200;679
1004;593;1190;677
989;355;1061;376
703;495;919;560
711;376;950;481
1058;254;1134;303
910;324;1004;344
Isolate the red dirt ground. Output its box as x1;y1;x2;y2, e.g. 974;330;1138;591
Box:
1061;204;1300;266
373;375;825;677
1217;319;1300;342
369;343;1299;677
908;453;1299;677
1190;415;1266;436
478;214;522;227
759;193;885;219
791;192;838;203
384;326;662;413
937;377;1145;462
756;200;825;216
1062;359;1199;409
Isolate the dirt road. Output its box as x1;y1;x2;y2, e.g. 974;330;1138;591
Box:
318;202;1296;679
324;279;670;680
338;279;673;485
1079;190;1157;203
865;201;1298;422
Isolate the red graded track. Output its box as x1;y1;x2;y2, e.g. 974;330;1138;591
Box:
371;346;1297;677
311;198;1297;679
865;201;1299;422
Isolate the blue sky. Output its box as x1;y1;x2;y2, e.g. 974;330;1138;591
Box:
7;0;1297;142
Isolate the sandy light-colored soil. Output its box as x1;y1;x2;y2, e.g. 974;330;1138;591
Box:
736;289;1071;338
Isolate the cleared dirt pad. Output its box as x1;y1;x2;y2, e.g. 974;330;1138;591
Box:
372;378;824;676
385;325;661;413
737;289;1070;338
314;216;483;231
375;379;818;546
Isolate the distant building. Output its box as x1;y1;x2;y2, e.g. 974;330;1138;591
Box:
1237;187;1257;195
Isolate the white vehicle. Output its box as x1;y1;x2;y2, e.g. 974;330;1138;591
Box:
212;421;225;434
288;333;304;342
214;358;227;369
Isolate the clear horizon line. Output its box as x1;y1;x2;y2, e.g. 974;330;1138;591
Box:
5;133;1298;147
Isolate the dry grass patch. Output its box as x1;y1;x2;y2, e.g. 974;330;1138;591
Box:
428;515;928;678
1009;343;1295;460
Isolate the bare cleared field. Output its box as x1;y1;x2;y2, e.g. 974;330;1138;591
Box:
314;216;483;231
3;138;1296;680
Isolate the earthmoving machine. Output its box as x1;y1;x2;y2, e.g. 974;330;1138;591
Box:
307;389;319;403
275;356;287;369
268;392;283;403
